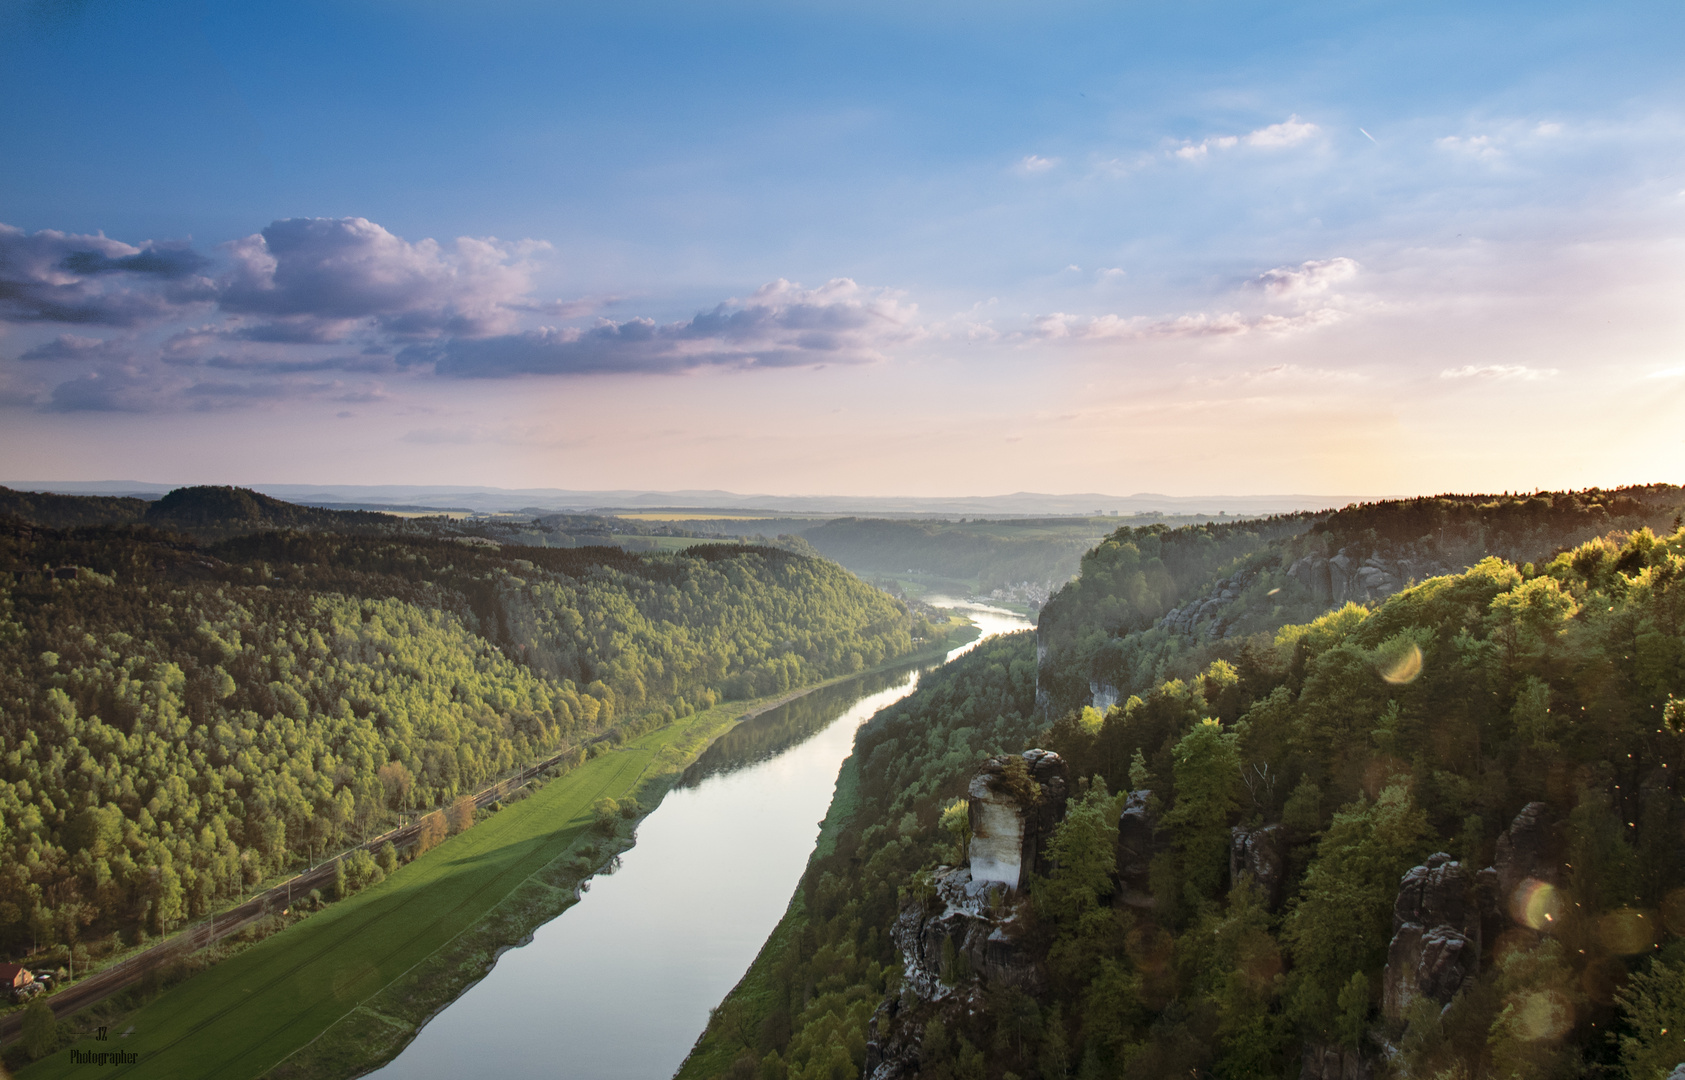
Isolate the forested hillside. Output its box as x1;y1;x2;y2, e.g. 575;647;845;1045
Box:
799;517;1160;608
0;511;922;960
683;489;1685;1080
1039;487;1685;718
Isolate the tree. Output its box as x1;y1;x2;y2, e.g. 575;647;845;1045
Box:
1161;719;1240;902
415;811;447;854
1283;783;1429;1035
592;797;621;835
1616;958;1685;1080
22;994;59;1059
446;795;476;835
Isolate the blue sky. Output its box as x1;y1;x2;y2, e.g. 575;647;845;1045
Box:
2;0;1682;496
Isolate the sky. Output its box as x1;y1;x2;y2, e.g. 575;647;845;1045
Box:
1;0;1682;499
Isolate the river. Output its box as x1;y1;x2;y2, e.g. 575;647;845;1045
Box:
370;600;1030;1080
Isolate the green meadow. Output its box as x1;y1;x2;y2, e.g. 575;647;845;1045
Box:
21;714;710;1080
20;624;973;1080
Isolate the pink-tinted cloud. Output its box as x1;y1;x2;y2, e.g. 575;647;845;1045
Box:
0;224;214;326
219;217;544;343
411;278;922;376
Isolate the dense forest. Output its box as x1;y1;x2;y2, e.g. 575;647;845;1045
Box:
1038;487;1685;718
682;487;1685;1080
0;493;926;959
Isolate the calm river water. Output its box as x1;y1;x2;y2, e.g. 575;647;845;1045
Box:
371;600;1031;1080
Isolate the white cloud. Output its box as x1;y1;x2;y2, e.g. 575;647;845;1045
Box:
1018;155;1059;173
1243;116;1320;148
1173;116;1320;160
1439;364;1557;380
1030;306;1343;342
1252;257;1359;300
1437;134;1501;160
219;217;546;343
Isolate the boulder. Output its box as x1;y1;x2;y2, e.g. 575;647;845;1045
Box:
1229;824;1287;908
863;997;919;1080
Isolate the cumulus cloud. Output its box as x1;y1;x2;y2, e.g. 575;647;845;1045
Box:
0;223;215;326
219;217;544;343
407;278;922;377
1017;155;1059;173
1439;364;1557;380
1251;257;1359;300
1174;115;1320;159
1243;116;1320;148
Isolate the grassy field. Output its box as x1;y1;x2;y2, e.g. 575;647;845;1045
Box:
22;734;666;1080
20;626;972;1080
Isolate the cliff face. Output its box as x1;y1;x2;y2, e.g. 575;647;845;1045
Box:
1380;803;1565;1033
868;750;1069;1080
965;749;1068;890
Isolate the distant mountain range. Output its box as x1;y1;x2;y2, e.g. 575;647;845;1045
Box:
1;481;1375;518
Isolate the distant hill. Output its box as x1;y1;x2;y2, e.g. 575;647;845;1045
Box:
0;485;150;529
139;485;404;540
2;480;1377;518
0;484;407;541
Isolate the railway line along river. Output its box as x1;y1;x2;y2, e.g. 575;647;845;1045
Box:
370;599;1031;1080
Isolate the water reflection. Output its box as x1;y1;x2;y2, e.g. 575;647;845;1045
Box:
371;599;1030;1080
679;663;932;789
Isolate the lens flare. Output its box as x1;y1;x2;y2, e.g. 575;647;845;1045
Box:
1509;879;1563;930
1597;908;1657;955
1661;887;1685;935
1511;989;1574;1041
1380;642;1423;685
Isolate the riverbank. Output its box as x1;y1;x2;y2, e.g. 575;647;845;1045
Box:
19;620;975;1080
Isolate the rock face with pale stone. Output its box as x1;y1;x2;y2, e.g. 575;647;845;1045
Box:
871;751;1071;1080
965;749;1068;890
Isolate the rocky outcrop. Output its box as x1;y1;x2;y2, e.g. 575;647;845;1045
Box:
893;865;1040;1003
1382;853;1479;1022
1229;824;1287;909
1287;548;1450;608
1301;1043;1374;1080
967;750;1068;890
864;997;921;1080
895;750;1070;1007
1089;679;1121;711
1492;801;1559;910
1116;789;1161;908
1157;566;1262;641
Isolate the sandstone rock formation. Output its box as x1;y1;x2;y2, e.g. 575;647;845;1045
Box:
1300;1042;1374;1080
1382;853;1480;1022
1492;801;1559;909
1229;823;1287;909
1116;789;1161;908
892;865;1039;1003
966;749;1068;890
